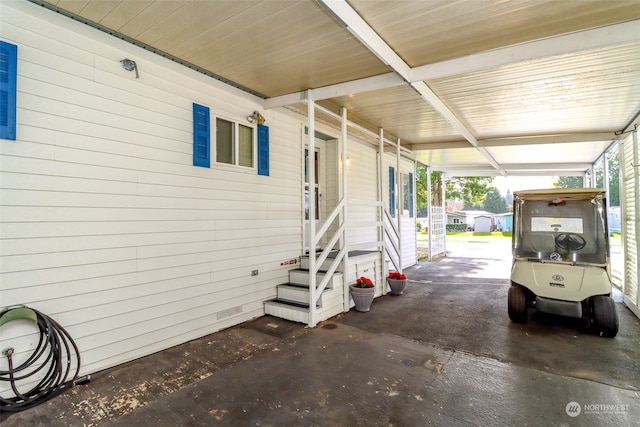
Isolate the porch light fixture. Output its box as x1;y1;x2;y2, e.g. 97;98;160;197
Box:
120;58;139;78
247;111;265;124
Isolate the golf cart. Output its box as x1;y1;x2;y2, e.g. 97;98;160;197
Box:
508;188;619;337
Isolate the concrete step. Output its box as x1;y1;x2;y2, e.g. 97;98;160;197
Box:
264;299;310;324
277;283;329;306
300;254;339;270
264;292;346;325
300;250;380;270
288;269;343;288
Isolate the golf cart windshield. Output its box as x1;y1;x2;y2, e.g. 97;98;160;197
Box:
513;190;608;265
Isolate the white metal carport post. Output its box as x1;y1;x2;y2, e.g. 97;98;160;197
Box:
603;149;610;198
442;173;447;256
341;107;350;312
378;129;386;291
396;138;402;272
307;91;317;327
427;165;433;261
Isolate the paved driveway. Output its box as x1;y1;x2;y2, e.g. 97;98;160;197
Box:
3;244;638;426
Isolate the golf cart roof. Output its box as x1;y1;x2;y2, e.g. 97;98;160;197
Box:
513;188;606;201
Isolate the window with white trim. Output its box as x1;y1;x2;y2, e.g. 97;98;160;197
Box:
216;117;254;168
192;105;268;174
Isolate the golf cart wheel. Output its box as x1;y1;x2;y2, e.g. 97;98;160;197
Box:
508;285;528;323
591;296;619;337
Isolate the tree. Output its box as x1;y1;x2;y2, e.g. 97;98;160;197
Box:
415;163;494;210
415;165;444;208
504;190;513;210
595;153;620;206
483;188;508;213
445;176;494;205
555;176;584;188
415;163;429;217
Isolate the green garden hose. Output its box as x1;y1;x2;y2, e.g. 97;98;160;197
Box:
0;305;90;413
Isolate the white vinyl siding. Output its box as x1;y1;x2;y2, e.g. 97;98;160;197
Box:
0;0;422;383
621;131;639;318
0;2;302;375
346;142;378;248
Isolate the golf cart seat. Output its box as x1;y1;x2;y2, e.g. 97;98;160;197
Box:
522;232;556;254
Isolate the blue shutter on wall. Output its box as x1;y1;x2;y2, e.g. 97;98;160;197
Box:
192;103;210;167
409;172;414;218
389;166;395;218
0;41;17;140
257;124;269;176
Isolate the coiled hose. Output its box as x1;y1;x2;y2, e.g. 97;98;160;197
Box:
0;305;90;413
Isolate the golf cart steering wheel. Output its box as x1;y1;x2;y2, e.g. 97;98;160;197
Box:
555;233;586;251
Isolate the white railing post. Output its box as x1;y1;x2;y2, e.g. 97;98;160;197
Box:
307;91;317;327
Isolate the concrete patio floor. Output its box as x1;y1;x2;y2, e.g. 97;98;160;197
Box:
3;246;639;426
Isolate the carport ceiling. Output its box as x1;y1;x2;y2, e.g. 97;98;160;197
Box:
35;0;640;176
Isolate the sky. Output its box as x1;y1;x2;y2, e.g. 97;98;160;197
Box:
493;176;556;196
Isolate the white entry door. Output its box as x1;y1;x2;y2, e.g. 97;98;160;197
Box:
304;141;325;251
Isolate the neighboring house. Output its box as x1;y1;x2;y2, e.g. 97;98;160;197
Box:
0;3;417;379
447;210;512;232
447;212;467;225
447;210;495;229
608;206;621;233
494;213;514;232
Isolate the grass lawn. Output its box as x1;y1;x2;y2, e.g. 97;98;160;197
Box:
610;232;622;247
417;231;622;246
418;231;512;243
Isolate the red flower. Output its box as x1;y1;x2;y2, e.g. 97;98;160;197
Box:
355;276;374;288
388;271;406;280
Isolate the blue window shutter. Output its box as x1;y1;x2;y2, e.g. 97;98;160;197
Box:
0;41;17;140
192;103;210;167
257;124;269;176
389;166;395;218
409;172;414;218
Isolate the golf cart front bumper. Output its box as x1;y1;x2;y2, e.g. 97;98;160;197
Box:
535;296;582;318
